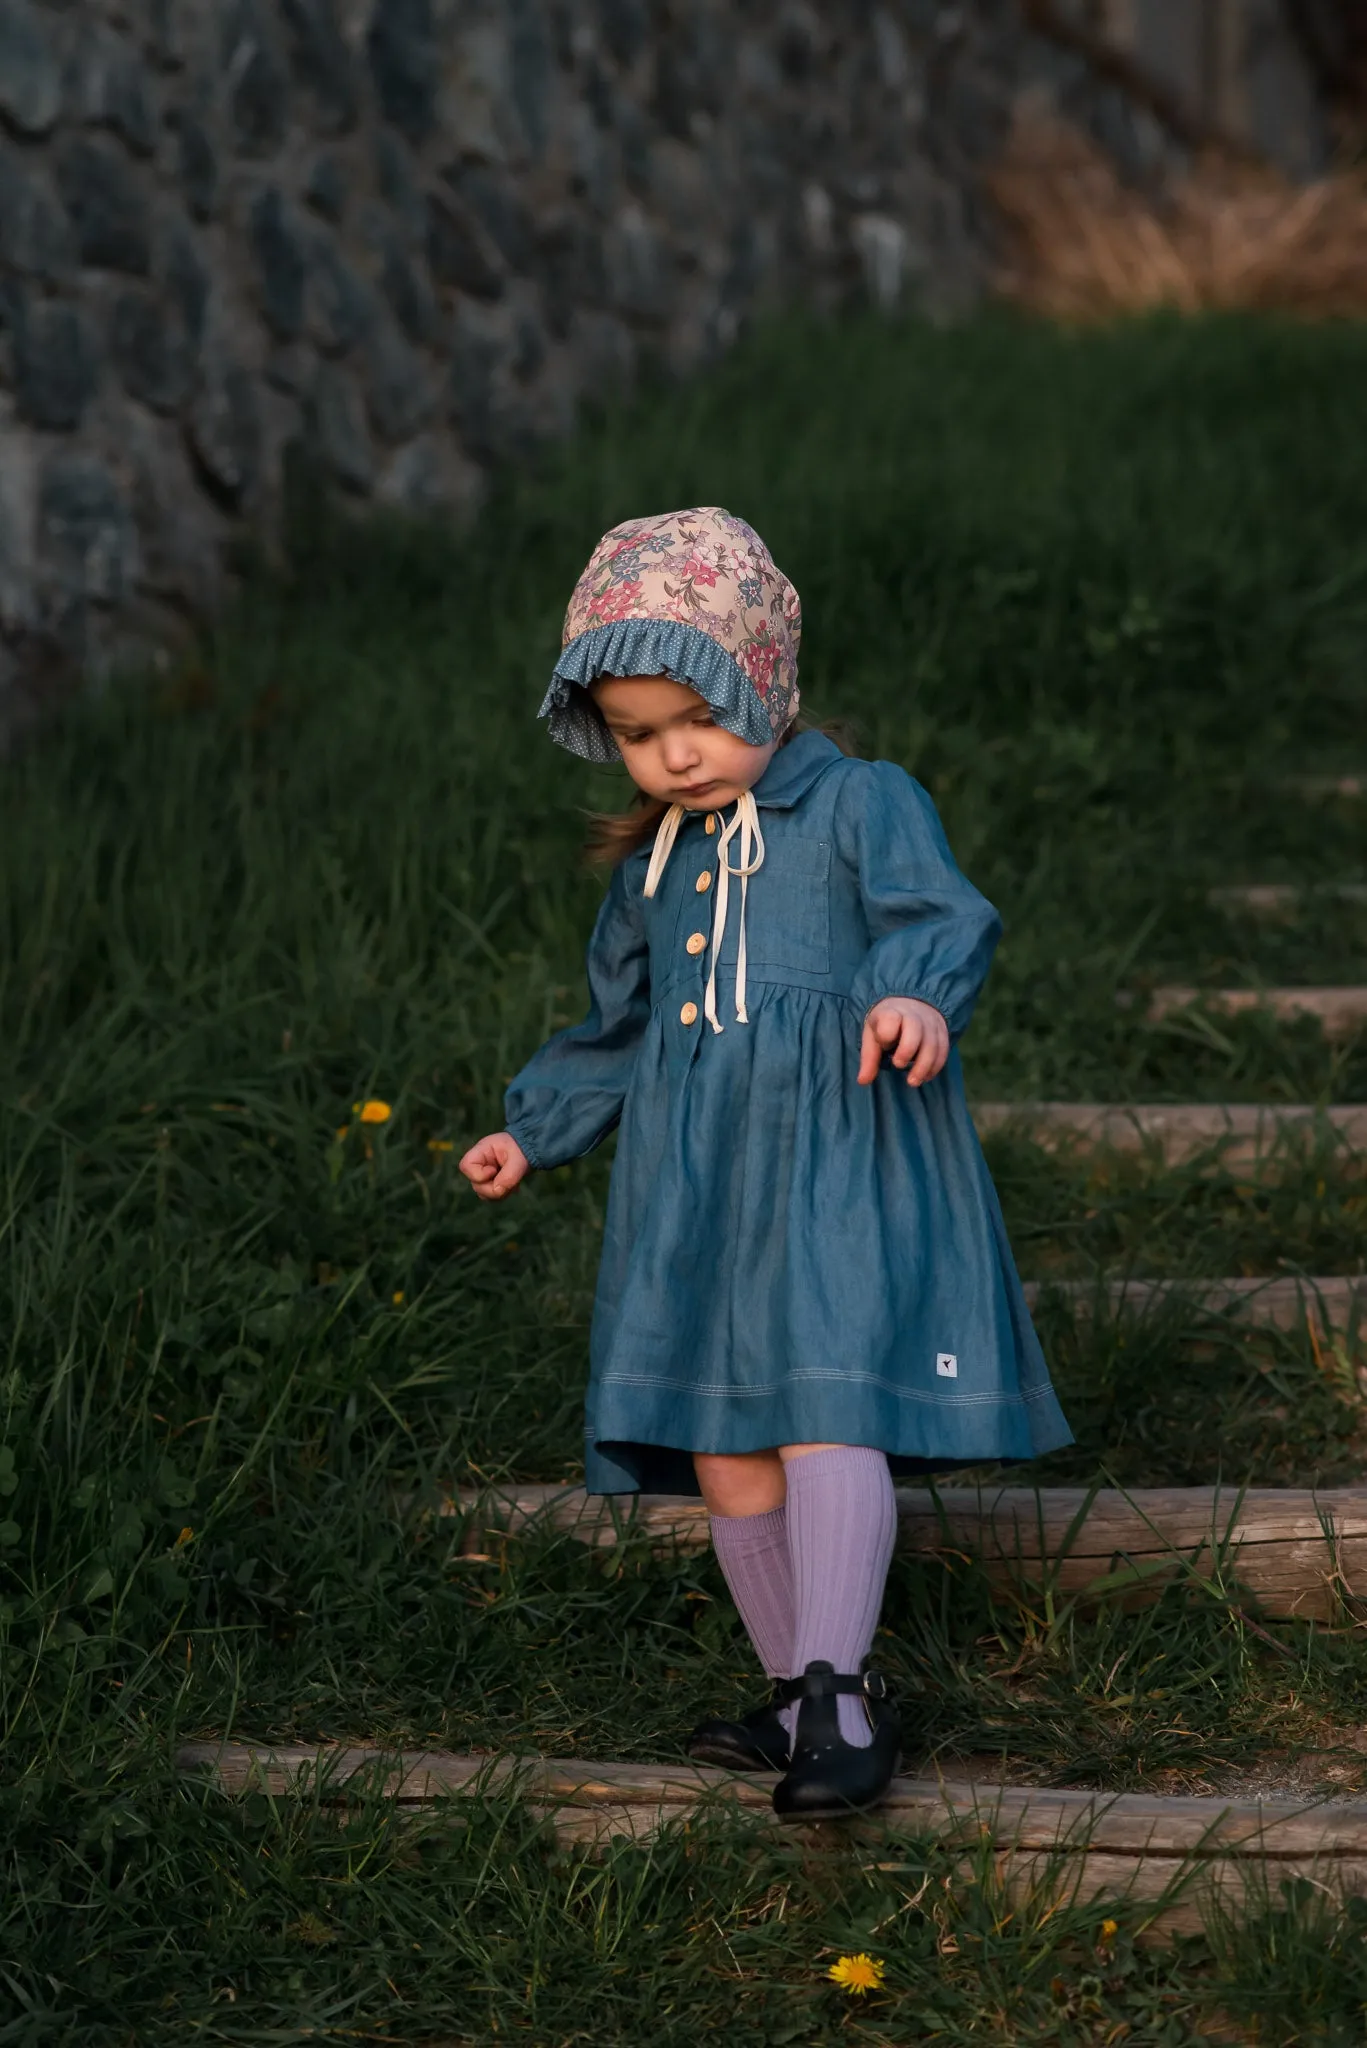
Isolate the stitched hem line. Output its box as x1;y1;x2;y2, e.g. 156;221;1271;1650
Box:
592;1368;1058;1408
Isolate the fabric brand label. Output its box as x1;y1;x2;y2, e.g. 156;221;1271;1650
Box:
936;1353;958;1378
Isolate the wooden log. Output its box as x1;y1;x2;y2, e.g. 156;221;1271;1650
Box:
1146;986;1367;1038
970;1100;1367;1165
1022;1272;1367;1336
1208;883;1367;917
1280;774;1365;801
177;1738;1367;1936
429;1482;1367;1620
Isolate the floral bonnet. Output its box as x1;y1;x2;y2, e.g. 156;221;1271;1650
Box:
538;506;802;763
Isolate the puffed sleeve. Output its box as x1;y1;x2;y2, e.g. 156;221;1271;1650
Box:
839;759;1002;1042
503;854;652;1170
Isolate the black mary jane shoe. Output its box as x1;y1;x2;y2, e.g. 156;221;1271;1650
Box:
771;1661;901;1821
685;1681;791;1772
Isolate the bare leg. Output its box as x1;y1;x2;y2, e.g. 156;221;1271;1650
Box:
693;1443;844;1515
693;1448;786;1517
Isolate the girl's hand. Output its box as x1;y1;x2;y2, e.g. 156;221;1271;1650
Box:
459;1131;531;1200
858;998;949;1088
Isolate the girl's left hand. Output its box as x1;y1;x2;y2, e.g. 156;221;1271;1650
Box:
858;997;949;1088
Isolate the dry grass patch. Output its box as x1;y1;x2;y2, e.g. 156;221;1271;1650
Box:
989;117;1367;321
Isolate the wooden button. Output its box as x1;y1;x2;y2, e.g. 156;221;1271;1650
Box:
680;1001;698;1026
705;813;717;834
695;870;712;893
686;932;707;956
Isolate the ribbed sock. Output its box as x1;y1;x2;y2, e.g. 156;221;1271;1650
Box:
782;1447;898;1748
709;1503;794;1681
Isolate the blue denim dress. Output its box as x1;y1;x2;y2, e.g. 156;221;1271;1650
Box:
505;731;1072;1494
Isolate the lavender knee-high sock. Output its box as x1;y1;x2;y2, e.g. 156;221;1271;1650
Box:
709;1505;795;1682
782;1447;898;1748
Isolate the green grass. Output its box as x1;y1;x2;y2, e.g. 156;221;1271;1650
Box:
5;310;1367;2041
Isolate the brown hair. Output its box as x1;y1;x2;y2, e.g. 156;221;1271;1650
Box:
583;714;860;866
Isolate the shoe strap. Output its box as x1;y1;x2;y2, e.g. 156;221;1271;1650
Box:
774;1668;889;1706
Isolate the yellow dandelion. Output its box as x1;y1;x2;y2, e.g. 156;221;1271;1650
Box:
335;1124;350;1141
427;1139;454;1153
392;1290;405;1305
355;1099;392;1124
827;1953;885;1996
1100;1918;1118;1939
176;1526;194;1548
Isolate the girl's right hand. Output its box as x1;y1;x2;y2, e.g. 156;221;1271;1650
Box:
459;1132;531;1200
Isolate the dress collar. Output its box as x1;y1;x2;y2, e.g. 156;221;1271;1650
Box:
750;728;844;810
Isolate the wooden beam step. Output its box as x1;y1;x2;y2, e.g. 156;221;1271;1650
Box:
1209;883;1367;916
177;1739;1367;1937
972;1100;1367;1165
434;1483;1367;1620
1146;987;1367;1037
1280;774;1365;801
1022;1272;1367;1334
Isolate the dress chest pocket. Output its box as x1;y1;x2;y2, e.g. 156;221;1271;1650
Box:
744;835;831;975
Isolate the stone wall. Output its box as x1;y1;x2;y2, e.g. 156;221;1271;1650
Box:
0;0;1325;745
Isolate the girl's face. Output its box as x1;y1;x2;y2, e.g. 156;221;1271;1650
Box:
591;676;775;810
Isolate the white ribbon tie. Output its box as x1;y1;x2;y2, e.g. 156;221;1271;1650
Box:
642;793;766;1031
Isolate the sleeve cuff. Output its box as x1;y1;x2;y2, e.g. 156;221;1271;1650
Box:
858;988;955;1034
503;1118;544;1171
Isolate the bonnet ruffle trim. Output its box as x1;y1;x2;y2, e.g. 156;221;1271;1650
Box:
539;618;776;764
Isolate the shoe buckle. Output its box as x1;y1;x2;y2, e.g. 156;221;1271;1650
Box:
862;1671;888;1702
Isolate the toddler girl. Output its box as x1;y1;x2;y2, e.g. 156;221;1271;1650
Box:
460;506;1071;1820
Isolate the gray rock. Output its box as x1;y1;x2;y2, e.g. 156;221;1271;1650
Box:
305;152;346;222
186;360;261;507
265;342;315;395
367;0;436;143
508;0;551;158
570;306;636;404
425;189;503;300
312;364;372;490
444;162;533;271
123;411;224;612
375;431;483;518
281;0;358;133
775;3;820;81
146;0;188;73
0;0;62;138
871;8;909;92
111;287;194;413
12;296;98;430
566;99;616;212
379;233;439;345
446;303;549;466
364;316;434;443
174;108;218;221
39;452;138;610
943;62;1007;162
222;0;290;157
606;203;668;320
55;137;152;273
448;312;503;464
852;212;908;308
510;308;544;384
0;429;38;634
0;146;73;277
598;0;648;69
375;127;424;239
164;223;209;341
73;27;158;156
307;230;370;355
536;214;606;337
250;187;307;338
